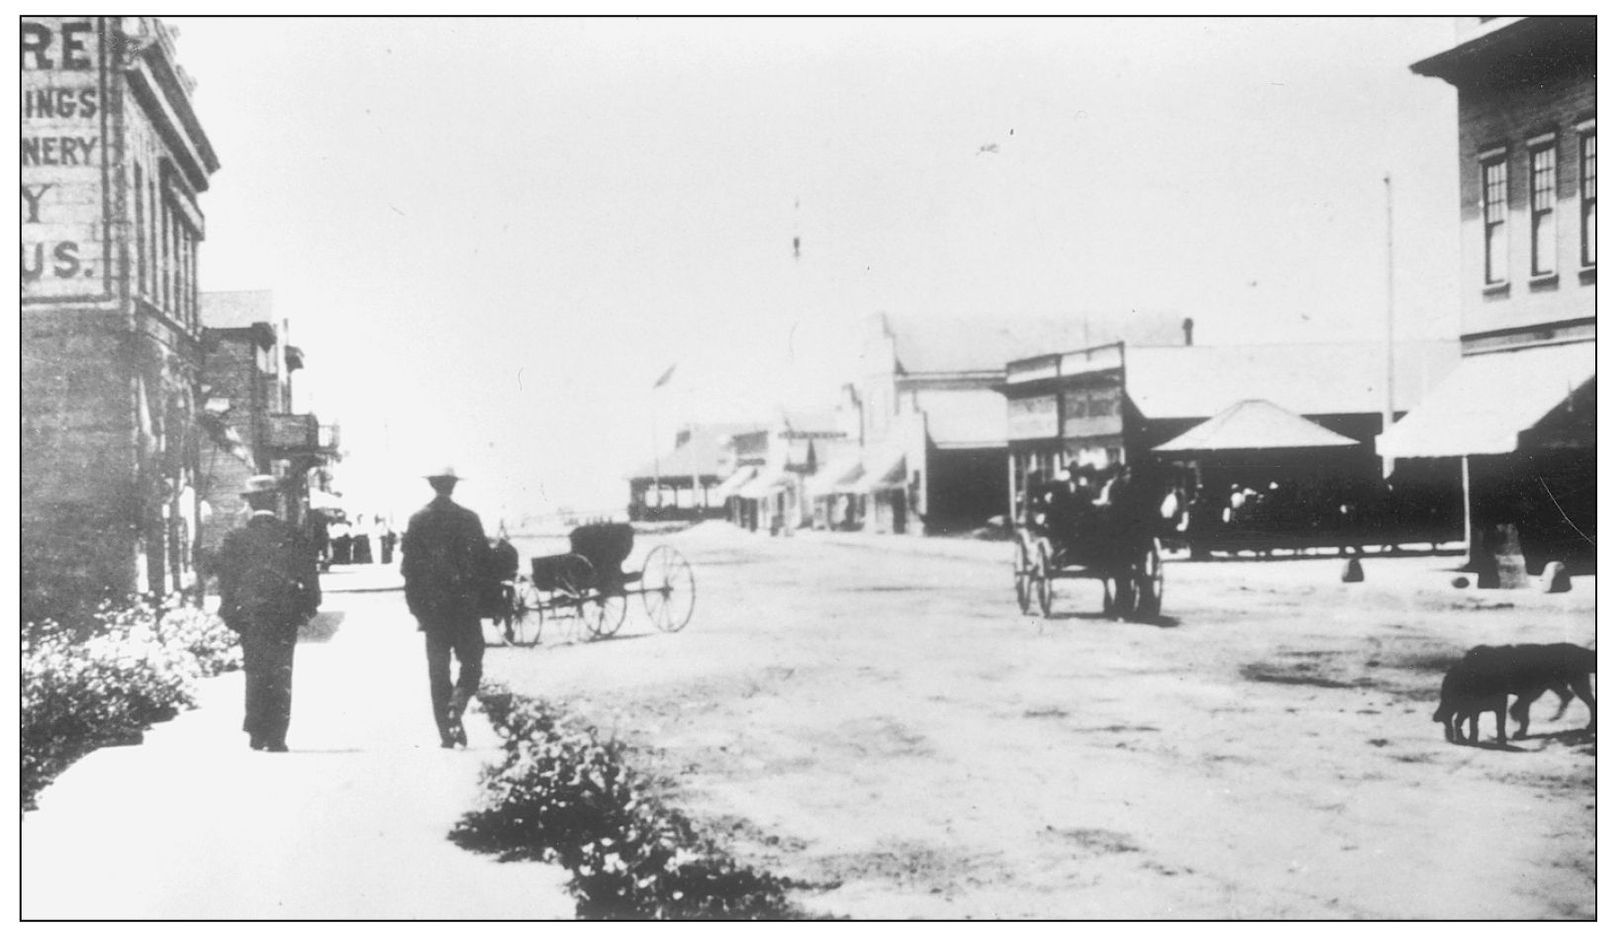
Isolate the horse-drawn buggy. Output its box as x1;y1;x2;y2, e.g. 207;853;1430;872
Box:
495;523;696;645
1012;467;1166;619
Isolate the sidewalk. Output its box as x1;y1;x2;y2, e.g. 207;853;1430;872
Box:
782;525;1007;563
770;523;1594;605
21;564;575;920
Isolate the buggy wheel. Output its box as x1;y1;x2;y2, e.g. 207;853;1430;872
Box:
510;579;543;646
1033;541;1054;618
582;589;628;639
548;554;597;638
1106;572;1136;618
641;545;696;632
1135;541;1164;619
1014;538;1033;615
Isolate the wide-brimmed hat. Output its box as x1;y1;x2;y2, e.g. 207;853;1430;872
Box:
241;474;280;497
424;466;461;481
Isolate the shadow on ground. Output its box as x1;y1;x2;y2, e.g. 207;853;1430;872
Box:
300;610;347;643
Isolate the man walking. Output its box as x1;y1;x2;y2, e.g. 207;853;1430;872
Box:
216;474;322;752
401;466;490;748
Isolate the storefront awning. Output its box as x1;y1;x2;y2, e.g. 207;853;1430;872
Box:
1153;399;1360;454
309;489;347;512
738;469;793;499
852;453;907;494
1377;342;1596;458
804;455;865;497
713;466;758;499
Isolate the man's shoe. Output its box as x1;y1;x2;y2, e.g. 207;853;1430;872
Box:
265;741;289;753
249;735;265;751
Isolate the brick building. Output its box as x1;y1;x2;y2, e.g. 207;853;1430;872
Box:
22;17;220;618
1382;17;1597;576
197;291;340;556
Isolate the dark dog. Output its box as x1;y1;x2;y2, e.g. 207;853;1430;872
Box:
1433;643;1596;745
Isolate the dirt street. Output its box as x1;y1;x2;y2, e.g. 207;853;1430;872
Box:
489;524;1596;919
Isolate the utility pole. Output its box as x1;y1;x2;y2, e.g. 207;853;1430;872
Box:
1382;174;1397;480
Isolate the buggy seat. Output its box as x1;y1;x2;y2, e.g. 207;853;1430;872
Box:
569;523;639;591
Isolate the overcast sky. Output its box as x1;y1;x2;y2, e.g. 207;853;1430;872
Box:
171;16;1463;520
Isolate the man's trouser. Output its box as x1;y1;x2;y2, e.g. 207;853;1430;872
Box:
423;617;485;738
241;621;299;745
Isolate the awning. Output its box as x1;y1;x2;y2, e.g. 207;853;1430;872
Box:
852;452;907;494
1153;399;1360;454
737;469;793;500
309;489;346;511
804;455;864;497
1377;342;1596;458
713;466;758;499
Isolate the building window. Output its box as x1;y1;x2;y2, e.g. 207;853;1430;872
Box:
1530;144;1556;276
133;162;146;294
1482;158;1508;285
1581;132;1597;266
149;177;159;297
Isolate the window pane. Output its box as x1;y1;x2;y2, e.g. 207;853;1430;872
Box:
1533;212;1555;275
1586;203;1597;266
1483;160;1507;221
1531;146;1555;210
1582;134;1597;265
1486;223;1507;284
133;164;145;294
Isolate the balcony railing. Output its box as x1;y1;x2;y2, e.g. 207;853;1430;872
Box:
264;413;341;457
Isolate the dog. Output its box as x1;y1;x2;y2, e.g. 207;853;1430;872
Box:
1433;643;1596;745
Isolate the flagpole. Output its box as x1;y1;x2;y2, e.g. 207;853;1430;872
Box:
651;363;678;518
1382;173;1396;480
651;402;661;517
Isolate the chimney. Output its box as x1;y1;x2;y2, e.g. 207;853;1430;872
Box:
1182;317;1195;346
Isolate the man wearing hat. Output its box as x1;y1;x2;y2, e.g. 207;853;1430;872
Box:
216;474;322;752
400;466;491;748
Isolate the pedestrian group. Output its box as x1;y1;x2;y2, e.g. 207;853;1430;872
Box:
214;466;510;753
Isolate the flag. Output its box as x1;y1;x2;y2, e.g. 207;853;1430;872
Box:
653;363;677;389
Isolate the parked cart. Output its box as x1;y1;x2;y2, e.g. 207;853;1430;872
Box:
497;523;696;645
1013;472;1164;620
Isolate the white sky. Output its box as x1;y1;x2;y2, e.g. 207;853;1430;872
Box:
168;16;1465;520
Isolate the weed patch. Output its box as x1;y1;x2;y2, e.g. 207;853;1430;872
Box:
451;686;819;919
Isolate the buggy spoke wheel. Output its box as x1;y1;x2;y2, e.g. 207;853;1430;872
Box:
582;589;628;639
1135;541;1164;619
1033;541;1054;618
1014;539;1032;615
512;580;544;645
1109;572;1137;618
641;545;696;632
551;554;603;635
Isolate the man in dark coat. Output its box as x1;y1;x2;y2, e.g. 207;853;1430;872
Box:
400;466;490;748
216;474;322;752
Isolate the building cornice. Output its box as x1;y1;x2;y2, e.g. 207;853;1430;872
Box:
119;17;219;191
1410;16;1596;89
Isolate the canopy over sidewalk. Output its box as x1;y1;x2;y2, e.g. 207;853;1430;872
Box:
1377;343;1596;458
1153;399;1359;454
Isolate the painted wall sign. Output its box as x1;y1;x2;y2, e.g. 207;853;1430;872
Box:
21;17;112;303
1007;394;1060;441
1062;383;1124;439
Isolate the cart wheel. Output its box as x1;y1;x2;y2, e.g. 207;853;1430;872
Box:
510;579;544;645
641;545;696;632
1014;538;1033;615
1135;541;1164;619
582;588;628;639
548;554;596;638
1106;571;1136;618
1033;541;1054;618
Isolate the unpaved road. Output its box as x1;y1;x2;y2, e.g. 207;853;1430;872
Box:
489;524;1596;919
